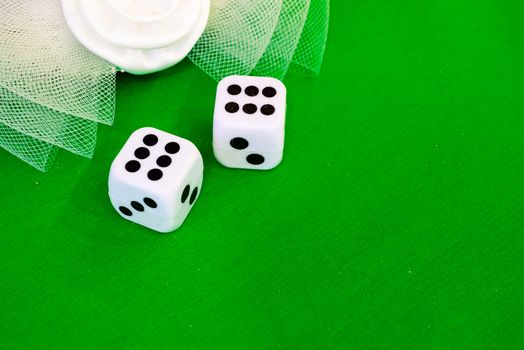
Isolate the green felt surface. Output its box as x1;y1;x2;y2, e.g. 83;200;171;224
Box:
1;1;524;348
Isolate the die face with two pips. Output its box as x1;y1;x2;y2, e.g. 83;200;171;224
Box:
108;127;203;233
213;75;287;170
108;76;287;232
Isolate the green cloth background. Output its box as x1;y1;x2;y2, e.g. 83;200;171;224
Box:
1;1;523;348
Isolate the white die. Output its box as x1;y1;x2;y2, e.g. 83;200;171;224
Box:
108;127;203;233
213;75;287;170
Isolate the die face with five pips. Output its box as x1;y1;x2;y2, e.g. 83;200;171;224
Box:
213;75;287;170
108;127;203;233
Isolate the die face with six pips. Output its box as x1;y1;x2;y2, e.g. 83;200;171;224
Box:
108;76;287;232
213;75;287;170
108;127;203;233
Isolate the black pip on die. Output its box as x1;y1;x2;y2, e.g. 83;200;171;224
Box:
108;127;203;233
213;75;286;170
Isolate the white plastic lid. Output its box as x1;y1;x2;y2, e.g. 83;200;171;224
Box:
62;0;210;74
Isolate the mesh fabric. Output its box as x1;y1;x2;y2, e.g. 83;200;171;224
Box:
289;0;330;76
190;0;329;81
0;0;328;171
0;0;116;171
0;123;58;172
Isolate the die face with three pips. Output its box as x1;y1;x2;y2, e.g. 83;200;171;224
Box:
108;127;203;233
213;75;287;170
108;76;287;232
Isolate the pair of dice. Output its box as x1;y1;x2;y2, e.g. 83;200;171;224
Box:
108;76;286;232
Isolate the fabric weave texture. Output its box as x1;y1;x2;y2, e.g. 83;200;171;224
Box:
0;0;329;171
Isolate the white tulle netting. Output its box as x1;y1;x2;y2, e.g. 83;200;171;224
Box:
0;0;116;171
0;0;329;171
189;0;329;80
